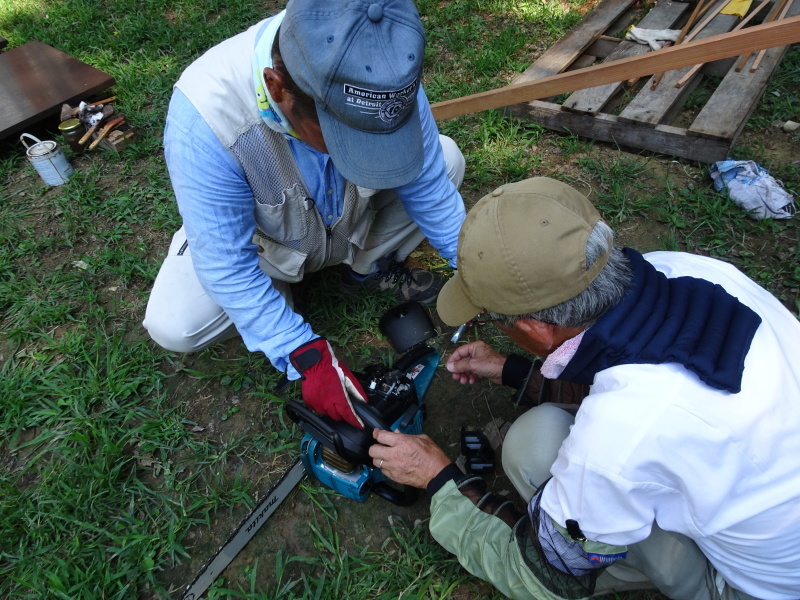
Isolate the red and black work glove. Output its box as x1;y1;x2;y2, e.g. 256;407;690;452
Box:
289;338;368;429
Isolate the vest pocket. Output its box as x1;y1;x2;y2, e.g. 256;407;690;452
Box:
253;231;308;283
254;183;310;242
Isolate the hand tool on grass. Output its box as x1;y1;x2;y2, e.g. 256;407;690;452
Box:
60;97;117;121
88;116;126;150
675;0;768;87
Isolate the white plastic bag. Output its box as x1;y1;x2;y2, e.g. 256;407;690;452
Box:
709;159;796;220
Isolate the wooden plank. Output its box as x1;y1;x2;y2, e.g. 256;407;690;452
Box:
617;5;739;125
570;54;600;70
648;0;715;89
737;0;792;69
431;15;800;121
506;99;731;161
585;36;622;59
563;1;690;114
689;0;800;140
512;0;639;84
675;0;772;88
750;0;795;71
0;41;115;140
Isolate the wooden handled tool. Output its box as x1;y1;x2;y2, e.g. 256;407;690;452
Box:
78;122;101;145
430;15;800;121
89;96;116;106
88;116;126;150
78;105;115;145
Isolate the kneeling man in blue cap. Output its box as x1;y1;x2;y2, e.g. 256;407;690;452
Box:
369;177;800;600
144;0;466;428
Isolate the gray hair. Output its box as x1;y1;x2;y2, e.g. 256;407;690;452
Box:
488;221;632;329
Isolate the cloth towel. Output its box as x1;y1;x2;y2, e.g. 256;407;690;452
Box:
710;159;796;220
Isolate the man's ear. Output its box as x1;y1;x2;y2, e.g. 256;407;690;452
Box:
514;318;558;350
263;67;286;102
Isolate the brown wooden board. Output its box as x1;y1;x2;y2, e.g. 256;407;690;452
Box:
502;0;796;162
563;1;691;114
0;40;115;140
509;98;731;158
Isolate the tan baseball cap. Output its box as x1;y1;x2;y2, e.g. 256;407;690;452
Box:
437;177;608;326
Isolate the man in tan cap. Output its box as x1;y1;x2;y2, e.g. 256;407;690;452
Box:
369;177;800;600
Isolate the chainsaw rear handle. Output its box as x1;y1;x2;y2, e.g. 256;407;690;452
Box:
371;481;417;506
285;400;348;456
286;399;394;464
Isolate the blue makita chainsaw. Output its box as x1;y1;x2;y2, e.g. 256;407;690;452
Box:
286;301;439;505
180;301;439;599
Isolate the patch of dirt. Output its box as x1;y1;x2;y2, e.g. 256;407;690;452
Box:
158;341;524;596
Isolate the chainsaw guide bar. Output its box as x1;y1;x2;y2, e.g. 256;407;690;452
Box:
179;459;307;600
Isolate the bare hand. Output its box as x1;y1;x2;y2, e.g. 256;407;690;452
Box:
369;429;451;489
446;340;506;385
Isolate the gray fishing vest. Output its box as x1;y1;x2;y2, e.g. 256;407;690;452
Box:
175;18;375;283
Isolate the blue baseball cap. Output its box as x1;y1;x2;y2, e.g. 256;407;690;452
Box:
280;0;426;189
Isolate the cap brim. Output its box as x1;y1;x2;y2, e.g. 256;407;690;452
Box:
436;272;482;327
317;104;424;189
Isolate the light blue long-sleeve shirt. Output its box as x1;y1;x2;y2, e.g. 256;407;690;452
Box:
163;85;464;377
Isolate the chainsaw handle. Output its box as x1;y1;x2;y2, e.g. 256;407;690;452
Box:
371;481;417;506
285;400;349;457
393;343;436;373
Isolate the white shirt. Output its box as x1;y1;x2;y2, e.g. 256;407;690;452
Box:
541;251;800;599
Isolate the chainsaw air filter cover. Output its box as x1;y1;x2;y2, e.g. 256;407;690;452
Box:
379;301;437;354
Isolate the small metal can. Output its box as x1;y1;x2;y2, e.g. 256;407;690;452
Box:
58;118;86;154
20;133;75;186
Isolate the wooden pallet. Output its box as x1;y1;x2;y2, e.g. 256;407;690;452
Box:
506;0;799;162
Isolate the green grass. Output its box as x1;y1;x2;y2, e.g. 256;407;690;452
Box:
1;0;798;598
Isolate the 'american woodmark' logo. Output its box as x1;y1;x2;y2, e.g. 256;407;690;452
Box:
343;81;418;124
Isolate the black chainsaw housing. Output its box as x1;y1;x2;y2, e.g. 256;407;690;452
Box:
285;366;418;465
